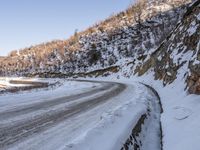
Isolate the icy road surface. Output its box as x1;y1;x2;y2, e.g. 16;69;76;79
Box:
0;80;125;149
0;79;161;150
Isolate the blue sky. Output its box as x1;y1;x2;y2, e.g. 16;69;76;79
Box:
0;0;132;56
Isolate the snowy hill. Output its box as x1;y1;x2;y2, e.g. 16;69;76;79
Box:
0;0;198;93
0;0;200;149
0;0;191;77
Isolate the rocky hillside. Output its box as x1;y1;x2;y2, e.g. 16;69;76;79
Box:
0;0;190;75
0;0;199;94
134;0;200;94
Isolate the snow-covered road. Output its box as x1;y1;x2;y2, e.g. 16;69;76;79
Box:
0;79;162;150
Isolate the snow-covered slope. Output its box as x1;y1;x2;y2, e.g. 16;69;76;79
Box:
93;1;199;149
0;0;191;77
0;0;199;150
75;1;199;149
134;0;200;94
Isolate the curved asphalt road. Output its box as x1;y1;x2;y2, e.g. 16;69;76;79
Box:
0;80;126;149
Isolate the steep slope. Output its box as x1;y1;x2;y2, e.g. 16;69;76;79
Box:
134;0;200;94
0;0;198;94
0;0;191;76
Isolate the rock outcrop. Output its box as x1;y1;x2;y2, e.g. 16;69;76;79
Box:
135;0;200;94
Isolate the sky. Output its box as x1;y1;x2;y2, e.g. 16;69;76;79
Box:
0;0;133;56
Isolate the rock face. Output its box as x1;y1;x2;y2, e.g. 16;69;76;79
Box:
135;0;200;94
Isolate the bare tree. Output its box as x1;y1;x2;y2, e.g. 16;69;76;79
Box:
133;0;147;25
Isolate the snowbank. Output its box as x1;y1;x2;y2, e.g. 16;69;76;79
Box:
91;66;200;150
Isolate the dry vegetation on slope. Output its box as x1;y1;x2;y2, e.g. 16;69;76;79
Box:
1;0;199;95
134;0;200;94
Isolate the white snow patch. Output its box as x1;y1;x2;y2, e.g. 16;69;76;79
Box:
187;20;198;36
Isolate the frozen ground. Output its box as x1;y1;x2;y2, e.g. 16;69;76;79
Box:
0;78;161;150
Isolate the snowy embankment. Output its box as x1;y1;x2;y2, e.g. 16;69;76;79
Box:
62;83;162;150
92;64;200;150
0;77;59;93
0;79;161;150
129;75;200;150
0;79;99;113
